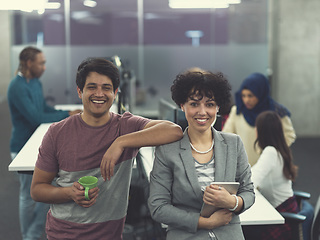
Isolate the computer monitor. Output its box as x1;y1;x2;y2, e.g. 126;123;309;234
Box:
176;108;188;131
159;99;177;123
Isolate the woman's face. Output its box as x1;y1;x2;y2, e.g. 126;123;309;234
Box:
241;89;259;110
181;94;219;133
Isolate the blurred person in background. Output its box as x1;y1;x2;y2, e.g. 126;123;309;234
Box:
249;111;298;240
222;73;296;166
7;46;81;240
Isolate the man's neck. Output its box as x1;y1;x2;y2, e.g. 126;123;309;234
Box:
19;70;32;82
80;111;111;127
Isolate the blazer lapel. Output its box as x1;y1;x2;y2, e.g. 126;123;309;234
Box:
179;132;203;202
213;129;227;181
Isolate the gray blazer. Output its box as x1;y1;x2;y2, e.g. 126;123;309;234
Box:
148;128;255;240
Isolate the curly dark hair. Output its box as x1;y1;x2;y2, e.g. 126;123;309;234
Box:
76;57;120;92
171;71;231;112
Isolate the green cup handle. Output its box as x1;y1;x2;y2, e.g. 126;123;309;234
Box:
85;187;90;200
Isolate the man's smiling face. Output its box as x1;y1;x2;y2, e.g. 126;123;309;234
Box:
77;71;118;123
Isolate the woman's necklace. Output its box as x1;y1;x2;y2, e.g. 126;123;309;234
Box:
190;139;214;154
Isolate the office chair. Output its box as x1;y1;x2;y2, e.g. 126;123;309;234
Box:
311;195;320;240
280;191;314;240
280;212;306;240
296;191;315;240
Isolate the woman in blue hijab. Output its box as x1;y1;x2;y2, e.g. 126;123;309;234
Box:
222;73;296;166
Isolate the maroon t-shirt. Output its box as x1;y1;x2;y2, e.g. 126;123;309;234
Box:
36;112;150;240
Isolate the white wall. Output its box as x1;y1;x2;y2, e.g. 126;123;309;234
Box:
270;0;320;136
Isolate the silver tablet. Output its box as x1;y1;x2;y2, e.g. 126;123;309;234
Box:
200;182;240;217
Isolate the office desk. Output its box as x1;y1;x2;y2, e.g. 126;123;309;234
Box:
54;104;83;111
8;125;284;226
8;123;51;171
54;104;117;112
240;190;284;225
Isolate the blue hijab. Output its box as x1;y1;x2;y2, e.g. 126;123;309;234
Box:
235;73;291;126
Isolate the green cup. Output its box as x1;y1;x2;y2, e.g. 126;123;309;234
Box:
78;176;98;200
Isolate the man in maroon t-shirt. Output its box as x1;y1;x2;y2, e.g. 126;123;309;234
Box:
30;58;183;239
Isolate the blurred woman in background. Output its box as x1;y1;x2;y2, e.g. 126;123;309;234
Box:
251;111;298;240
222;73;296;166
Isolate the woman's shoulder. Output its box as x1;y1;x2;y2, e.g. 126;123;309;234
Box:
215;131;245;151
156;136;183;151
261;146;278;155
224;105;243;122
280;114;293;124
155;139;183;163
229;105;238;115
217;130;241;141
259;146;280;167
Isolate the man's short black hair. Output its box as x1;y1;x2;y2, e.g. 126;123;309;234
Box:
76;58;120;92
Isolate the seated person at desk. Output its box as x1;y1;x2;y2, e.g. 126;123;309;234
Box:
7;46;81;240
222;73;296;166
251;111;299;240
30;57;183;240
148;70;255;240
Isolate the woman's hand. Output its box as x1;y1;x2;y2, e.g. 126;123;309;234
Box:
198;209;233;229
203;184;236;210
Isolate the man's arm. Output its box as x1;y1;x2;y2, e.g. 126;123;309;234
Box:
100;120;183;180
31;167;99;208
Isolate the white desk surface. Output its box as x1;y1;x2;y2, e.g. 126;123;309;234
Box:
54;104;83;111
8;111;284;226
55;104;118;113
240;190;284;225
8;123;51;171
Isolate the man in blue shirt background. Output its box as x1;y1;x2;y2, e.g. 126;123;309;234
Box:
7;46;81;240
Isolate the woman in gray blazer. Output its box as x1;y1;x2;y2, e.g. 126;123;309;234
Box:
148;70;255;240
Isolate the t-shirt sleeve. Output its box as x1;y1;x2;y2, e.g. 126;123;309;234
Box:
119;112;151;134
35;124;59;173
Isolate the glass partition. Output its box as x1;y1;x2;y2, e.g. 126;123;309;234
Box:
11;0;268;117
